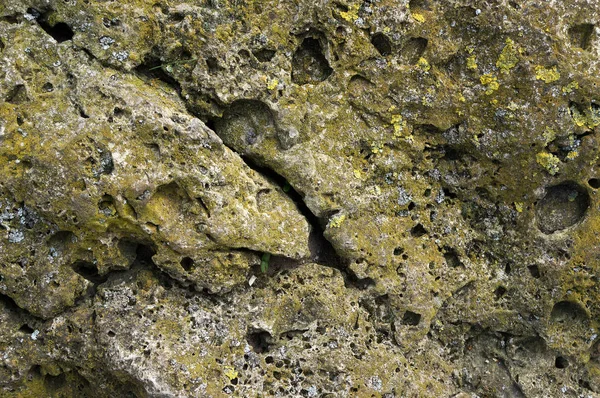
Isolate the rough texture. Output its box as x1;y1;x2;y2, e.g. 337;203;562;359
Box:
2;0;600;396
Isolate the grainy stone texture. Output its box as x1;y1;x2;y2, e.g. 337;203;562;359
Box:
1;0;600;397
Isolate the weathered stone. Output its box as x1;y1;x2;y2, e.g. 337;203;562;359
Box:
2;0;600;396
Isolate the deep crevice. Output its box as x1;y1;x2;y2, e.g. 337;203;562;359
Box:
229;156;372;290
135;55;183;96
237;155;343;267
70;43;366;291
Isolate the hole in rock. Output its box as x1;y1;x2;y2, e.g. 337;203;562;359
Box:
535;182;589;234
494;286;507;300
410;223;428;238
528;265;541;278
291;37;333;85
253;48;276;62
401;37;428;64
27;365;42;381
555;356;569;368
550;300;589;323
443;247;463;268
44;373;67;391
213;99;276;152
393;247;404;256
371;33;392;56
72;261;106;284
180;257;194;272
568;24;595;50
28;9;74;43
135;54;182;94
247;329;273;353
5;84;28;104
588;178;600;189
19;324;35;334
402;311;421;326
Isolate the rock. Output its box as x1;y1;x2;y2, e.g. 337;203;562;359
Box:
1;0;600;396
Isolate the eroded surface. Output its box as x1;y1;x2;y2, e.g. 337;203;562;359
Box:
2;0;600;397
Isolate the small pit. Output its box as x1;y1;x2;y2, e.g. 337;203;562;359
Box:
535;182;590;234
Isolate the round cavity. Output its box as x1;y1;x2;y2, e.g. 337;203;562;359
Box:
535;182;590;234
588;178;600;189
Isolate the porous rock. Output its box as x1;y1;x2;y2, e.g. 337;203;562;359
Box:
2;0;600;397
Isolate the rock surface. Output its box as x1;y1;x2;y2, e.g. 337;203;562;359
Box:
1;0;600;396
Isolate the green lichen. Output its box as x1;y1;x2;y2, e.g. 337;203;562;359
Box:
328;213;346;228
340;3;360;22
496;38;519;74
412;13;426;23
536;151;560;175
570;103;600;128
466;55;478;71
480;73;499;94
562;81;579;93
417;57;431;71
534;65;560;83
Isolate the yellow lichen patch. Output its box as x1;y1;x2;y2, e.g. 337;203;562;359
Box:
370;142;383;154
466;55;478;71
565;150;579;160
353;169;364;179
569;103;600;129
496;38;519;74
542;127;556;144
417;57;430;71
562;81;579;93
267;79;279;90
412;13;426;23
224;366;238;381
340;3;360;22
514;202;524;213
329;213;346;228
391;114;411;137
480;73;499;94
536;151;560;175
534;65;560;83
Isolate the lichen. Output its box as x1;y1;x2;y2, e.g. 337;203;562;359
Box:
562;81;579;93
328;213;346;228
340;3;361;22
536;151;561;175
466;55;478;71
417;57;431;71
480;73;500;94
412;13;426;23
496;38;519;74
534;65;561;83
